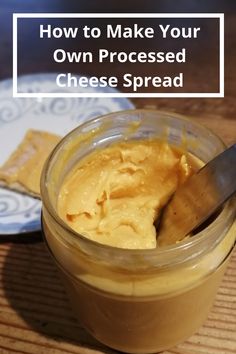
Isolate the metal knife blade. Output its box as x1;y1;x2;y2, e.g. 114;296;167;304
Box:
157;144;236;246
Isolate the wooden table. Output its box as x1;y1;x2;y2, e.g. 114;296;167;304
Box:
0;1;236;353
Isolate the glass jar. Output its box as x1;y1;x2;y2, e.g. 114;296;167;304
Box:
41;110;236;353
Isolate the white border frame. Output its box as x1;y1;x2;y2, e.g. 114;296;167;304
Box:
13;13;224;98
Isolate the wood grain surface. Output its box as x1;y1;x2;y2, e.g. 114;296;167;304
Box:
0;0;236;353
0;229;235;354
0;110;235;354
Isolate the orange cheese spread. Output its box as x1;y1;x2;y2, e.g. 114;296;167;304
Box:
58;140;194;249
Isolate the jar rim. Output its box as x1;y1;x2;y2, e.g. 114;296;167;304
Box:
41;109;235;267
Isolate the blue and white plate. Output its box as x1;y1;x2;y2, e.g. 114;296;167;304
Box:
0;73;134;234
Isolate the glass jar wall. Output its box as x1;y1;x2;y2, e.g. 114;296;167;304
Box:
41;110;236;353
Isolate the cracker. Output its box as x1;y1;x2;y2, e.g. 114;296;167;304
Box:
0;130;61;198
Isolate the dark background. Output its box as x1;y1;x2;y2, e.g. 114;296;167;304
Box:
1;0;236;116
16;17;219;94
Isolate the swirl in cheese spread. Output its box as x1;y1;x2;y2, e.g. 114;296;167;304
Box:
58;140;194;249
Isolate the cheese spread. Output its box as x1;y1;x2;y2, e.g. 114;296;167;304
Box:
58;139;194;249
